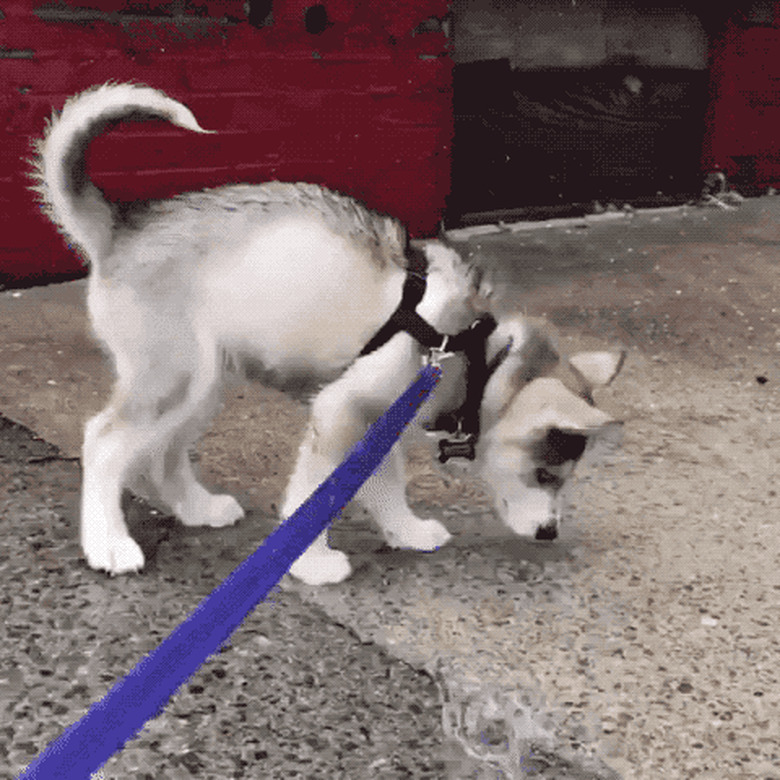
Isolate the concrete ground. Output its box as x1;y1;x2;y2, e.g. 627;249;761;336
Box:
0;413;449;778
1;197;779;778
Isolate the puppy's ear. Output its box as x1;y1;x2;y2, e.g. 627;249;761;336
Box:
516;323;560;382
496;377;622;443
472;265;495;307
569;350;626;387
482;318;560;429
487;317;559;382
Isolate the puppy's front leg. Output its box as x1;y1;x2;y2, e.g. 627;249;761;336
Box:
282;382;367;585
357;443;452;552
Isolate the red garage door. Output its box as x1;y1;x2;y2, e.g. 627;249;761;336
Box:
0;0;452;286
703;10;780;193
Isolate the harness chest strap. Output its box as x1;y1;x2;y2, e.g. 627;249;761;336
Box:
360;248;496;358
359;246;430;357
359;256;502;461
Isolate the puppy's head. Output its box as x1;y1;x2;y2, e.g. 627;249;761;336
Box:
478;317;624;540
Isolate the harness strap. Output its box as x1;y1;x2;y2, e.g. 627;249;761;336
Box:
430;315;499;440
359;247;430;356
454;317;494;438
360;304;445;356
360;272;497;359
358;247;501;461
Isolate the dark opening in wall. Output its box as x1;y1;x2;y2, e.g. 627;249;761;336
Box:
245;0;273;28
304;4;330;35
447;0;721;224
448;59;710;225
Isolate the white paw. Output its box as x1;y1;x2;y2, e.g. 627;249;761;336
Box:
179;494;244;528
288;548;352;585
204;494;245;528
83;535;145;575
382;518;452;551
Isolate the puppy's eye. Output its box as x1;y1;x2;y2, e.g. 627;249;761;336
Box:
538;428;588;466
535;467;562;489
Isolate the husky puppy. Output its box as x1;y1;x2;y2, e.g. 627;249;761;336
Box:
32;84;623;585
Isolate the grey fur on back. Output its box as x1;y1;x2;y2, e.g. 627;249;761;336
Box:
116;181;408;274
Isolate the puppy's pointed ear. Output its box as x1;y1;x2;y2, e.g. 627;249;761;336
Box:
481;318;560;430
569;350;626;387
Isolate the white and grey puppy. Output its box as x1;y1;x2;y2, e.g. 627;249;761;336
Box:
32;83;623;585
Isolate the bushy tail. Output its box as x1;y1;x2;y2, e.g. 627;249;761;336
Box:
30;82;213;264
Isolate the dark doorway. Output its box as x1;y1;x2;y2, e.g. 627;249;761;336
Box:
448;58;710;225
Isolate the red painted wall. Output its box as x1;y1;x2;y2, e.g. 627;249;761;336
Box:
703;11;780;190
0;0;452;286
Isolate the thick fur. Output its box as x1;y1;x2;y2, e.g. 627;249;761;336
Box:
33;84;623;585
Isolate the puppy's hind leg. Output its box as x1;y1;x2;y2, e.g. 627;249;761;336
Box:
81;339;230;575
356;441;452;551
82;388;206;574
81;400;149;574
148;385;244;529
153;442;244;529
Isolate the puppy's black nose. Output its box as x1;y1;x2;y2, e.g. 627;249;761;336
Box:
535;523;558;541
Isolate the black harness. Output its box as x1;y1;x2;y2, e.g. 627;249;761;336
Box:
359;246;437;357
360;247;506;462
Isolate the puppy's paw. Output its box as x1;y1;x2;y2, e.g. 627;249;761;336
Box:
204;494;245;528
84;535;145;575
382;518;452;551
288;548;352;585
180;494;244;528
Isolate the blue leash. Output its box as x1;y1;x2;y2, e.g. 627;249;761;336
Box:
18;364;441;779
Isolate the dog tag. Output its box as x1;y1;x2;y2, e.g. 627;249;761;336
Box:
438;433;477;462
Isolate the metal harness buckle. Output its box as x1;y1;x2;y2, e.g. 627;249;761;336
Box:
425;335;455;368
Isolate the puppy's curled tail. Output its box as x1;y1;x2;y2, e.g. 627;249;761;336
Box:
30;82;213;264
